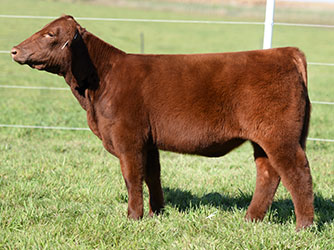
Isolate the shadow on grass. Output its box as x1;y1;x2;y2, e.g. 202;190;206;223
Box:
164;187;334;230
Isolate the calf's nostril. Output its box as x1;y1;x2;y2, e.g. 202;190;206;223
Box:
11;48;18;56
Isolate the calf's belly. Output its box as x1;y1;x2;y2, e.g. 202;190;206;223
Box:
157;137;246;157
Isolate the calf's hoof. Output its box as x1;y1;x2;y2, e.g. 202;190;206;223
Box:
245;210;265;222
127;210;143;220
148;206;164;217
296;218;313;231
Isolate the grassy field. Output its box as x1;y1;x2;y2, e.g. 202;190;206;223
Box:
1;0;334;249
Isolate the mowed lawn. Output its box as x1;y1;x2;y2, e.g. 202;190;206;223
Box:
1;0;334;249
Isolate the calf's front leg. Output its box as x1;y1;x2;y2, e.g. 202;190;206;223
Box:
119;153;145;219
101;122;147;219
145;145;164;216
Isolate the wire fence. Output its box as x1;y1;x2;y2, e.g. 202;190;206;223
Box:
1;14;334;28
1;14;334;68
0;123;333;143
0;12;333;142
1;49;334;67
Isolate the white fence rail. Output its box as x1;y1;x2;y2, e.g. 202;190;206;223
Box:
0;124;90;131
0;123;332;142
0;84;333;105
2;50;334;67
0;84;69;91
1;14;334;28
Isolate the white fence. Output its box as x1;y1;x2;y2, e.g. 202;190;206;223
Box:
0;7;333;142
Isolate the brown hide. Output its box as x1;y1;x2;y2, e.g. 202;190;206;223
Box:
11;15;313;230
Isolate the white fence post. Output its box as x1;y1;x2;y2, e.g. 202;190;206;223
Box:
263;0;276;49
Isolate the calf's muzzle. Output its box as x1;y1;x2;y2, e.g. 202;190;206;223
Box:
10;46;26;64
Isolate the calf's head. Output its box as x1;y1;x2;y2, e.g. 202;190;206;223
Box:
11;15;80;75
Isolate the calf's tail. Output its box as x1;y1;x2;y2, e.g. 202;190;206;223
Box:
292;48;310;150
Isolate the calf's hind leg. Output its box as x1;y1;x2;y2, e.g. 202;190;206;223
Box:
265;144;314;230
144;145;164;216
245;142;280;222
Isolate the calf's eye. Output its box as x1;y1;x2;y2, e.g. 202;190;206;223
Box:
45;32;55;38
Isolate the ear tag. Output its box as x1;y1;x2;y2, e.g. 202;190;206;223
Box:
61;40;69;50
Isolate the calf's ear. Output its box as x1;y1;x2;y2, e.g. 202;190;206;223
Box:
69;29;99;92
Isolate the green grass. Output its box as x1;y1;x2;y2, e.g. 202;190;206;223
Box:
1;0;334;249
